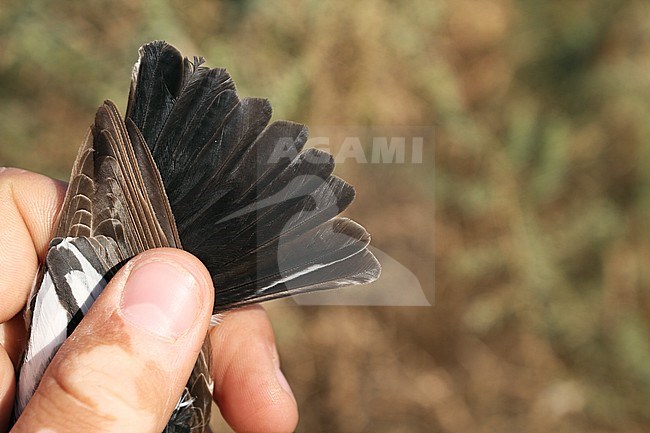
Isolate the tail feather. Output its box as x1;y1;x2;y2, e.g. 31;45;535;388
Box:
224;250;381;310
167;97;272;217
126;40;380;312
154;72;237;180
126;41;189;148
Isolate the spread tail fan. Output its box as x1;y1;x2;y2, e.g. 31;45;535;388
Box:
126;41;380;312
15;41;380;433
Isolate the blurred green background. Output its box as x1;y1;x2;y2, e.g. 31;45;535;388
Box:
1;0;650;432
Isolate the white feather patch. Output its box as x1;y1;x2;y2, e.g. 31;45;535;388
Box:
16;270;67;414
65;256;105;315
16;237;107;416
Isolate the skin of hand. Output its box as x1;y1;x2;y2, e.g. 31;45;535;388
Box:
0;167;298;433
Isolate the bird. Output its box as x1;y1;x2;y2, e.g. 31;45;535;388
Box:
13;40;381;432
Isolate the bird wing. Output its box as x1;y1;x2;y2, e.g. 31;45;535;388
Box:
16;101;198;421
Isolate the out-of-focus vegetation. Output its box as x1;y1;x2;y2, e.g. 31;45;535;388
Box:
1;0;650;432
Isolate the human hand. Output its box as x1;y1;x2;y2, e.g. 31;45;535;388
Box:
0;168;298;433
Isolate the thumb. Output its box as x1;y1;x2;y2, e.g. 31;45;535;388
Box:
13;248;214;433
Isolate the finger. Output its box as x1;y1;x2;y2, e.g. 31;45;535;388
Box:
13;248;214;433
0;314;26;367
0;346;15;432
0;167;66;322
210;306;298;433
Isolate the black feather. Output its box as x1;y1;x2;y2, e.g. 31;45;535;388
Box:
127;41;380;313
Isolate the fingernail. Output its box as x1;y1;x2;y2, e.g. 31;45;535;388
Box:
270;345;295;402
276;367;295;402
120;259;200;339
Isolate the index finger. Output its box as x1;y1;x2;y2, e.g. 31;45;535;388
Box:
0;167;66;323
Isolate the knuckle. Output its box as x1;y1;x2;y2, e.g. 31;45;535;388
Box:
19;339;165;431
49;370;111;417
36;355;135;427
27;372;117;433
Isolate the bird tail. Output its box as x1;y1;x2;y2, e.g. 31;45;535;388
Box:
125;41;380;312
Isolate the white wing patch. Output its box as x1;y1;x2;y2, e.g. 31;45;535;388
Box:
16;237;107;417
65;256;105;315
16;270;67;414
